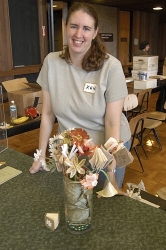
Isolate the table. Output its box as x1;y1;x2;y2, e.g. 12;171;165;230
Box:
1;148;166;249
1;102;57;137
1;102;41;137
127;79;166;95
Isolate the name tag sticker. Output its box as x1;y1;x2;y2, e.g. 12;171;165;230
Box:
84;82;97;94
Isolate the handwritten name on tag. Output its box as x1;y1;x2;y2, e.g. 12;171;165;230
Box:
84;83;97;93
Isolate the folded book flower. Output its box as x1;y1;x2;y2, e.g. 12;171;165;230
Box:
33;128;130;197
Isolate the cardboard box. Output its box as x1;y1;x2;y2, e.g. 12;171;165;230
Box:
2;78;42;116
133;56;158;71
134;79;157;89
131;70;157;80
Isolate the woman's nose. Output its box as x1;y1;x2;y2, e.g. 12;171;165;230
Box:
75;27;82;37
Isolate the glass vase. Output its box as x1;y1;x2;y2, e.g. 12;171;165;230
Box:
63;176;93;234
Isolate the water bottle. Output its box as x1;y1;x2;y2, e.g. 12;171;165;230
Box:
10;100;17;120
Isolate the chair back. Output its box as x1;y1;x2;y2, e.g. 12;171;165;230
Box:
124;94;138;111
129;113;147;149
137;88;152;112
123;94;138;120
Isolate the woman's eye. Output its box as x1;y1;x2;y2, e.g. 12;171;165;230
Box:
84;27;90;31
71;25;77;29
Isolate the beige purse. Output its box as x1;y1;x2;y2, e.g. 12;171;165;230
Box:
113;147;134;167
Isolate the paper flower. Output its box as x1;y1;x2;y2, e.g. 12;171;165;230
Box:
96;182;118;197
46;219;52;228
34;149;42;161
65;156;86;178
80;173;99;189
33;128;123;197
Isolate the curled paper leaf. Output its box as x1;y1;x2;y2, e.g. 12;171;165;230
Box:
96;182;118;197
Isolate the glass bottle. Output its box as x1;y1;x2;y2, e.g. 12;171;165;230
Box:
10;100;17;120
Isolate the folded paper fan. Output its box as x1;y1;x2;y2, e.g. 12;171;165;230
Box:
96;182;118;197
89;147;108;171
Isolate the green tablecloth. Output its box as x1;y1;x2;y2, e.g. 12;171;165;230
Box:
1;148;166;250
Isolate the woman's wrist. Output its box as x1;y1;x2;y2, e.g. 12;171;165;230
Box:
106;168;116;173
106;158;116;172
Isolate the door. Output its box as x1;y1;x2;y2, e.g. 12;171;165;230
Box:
118;10;131;73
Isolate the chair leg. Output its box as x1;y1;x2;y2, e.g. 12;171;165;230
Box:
137;134;148;159
134;146;144;173
140;143;148;159
152;128;162;149
144;128;162;150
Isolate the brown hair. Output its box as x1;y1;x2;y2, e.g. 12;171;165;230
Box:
59;2;109;72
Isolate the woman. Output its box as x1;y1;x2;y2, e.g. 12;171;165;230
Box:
134;41;150;56
29;2;131;193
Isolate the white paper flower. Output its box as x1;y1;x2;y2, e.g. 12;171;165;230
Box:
96;182;118;197
65;156;86;178
34;149;42;162
40;159;50;172
46;219;52;227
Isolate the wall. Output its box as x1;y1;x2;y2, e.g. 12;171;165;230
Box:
92;5;118;57
1;0;166;83
132;11;160;57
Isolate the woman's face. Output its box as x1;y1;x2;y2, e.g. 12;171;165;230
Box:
145;45;150;52
66;10;98;58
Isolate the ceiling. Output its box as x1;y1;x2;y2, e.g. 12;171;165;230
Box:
66;0;166;13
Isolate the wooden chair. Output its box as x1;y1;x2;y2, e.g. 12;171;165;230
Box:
146;111;166;122
129;113;148;172
132;89;152;116
143;112;163;149
133;89;164;149
123;94;138;121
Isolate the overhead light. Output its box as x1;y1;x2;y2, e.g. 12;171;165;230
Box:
53;5;57;7
153;6;163;10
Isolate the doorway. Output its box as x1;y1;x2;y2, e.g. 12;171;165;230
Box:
118;10;131;74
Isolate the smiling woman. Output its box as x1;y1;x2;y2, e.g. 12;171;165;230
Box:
65;10;98;67
60;2;108;72
29;2;131;194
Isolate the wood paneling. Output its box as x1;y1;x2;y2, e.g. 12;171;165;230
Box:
0;0;13;71
118;11;130;65
0;64;41;78
132;11;160;58
0;0;47;83
37;0;49;62
158;23;166;60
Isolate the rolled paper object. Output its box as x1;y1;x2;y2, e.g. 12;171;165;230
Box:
96;182;118;197
104;137;118;152
112;142;124;154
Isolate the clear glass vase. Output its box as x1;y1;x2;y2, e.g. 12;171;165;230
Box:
63;176;93;234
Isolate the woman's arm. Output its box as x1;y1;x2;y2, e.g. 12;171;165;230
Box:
104;98;127;195
29;89;55;173
105;98;124;142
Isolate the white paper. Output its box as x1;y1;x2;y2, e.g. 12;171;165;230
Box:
0;166;22;185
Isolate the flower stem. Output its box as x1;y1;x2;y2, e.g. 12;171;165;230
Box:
100;170;110;183
74;174;77;181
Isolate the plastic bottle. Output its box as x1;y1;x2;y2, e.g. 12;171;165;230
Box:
10;100;17;120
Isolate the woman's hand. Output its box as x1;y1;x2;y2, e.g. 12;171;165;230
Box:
117;189;129;196
29;160;45;174
105;172;128;196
